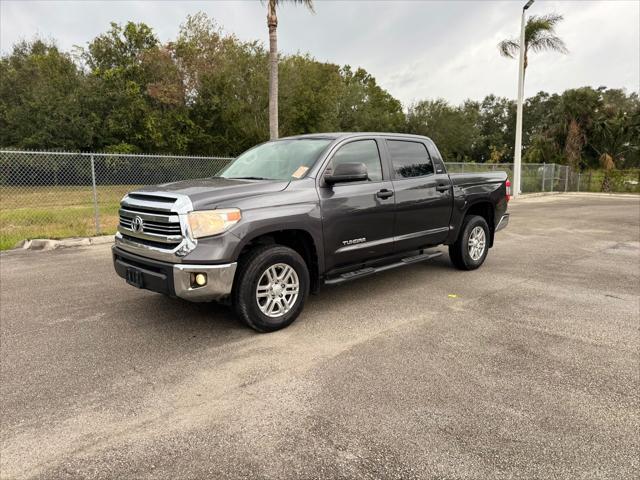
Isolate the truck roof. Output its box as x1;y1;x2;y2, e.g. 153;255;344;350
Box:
281;132;434;142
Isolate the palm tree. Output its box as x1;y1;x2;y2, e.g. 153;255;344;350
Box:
266;0;314;140
591;110;640;191
559;87;601;172
498;13;568;76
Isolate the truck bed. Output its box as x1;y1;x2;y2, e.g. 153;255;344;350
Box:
448;171;508;187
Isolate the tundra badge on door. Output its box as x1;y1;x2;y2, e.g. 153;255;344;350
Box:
342;237;366;246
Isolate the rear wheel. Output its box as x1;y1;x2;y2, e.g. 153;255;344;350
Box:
233;245;309;332
449;215;489;270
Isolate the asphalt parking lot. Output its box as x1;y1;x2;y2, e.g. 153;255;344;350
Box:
1;194;639;479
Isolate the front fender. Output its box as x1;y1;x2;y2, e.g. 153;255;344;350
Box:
229;202;325;272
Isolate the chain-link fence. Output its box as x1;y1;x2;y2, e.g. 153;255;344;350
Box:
0;151;232;250
446;163;639;194
565;169;640;193
446;162;569;193
1;150;639;250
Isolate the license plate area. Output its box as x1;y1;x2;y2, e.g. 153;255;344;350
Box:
126;268;144;288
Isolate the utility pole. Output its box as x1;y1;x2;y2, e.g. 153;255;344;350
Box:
513;0;534;197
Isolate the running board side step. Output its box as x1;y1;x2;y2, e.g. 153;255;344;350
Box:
324;250;443;286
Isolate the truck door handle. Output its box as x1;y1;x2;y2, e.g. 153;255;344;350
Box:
376;189;394;199
436;183;450;192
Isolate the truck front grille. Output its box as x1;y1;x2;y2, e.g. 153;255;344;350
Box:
117;193;185;250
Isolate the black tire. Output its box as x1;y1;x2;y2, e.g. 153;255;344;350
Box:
232;245;309;332
449;215;490;271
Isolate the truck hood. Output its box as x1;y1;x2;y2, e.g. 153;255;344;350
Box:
136;177;290;210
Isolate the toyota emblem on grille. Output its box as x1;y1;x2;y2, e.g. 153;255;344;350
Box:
131;216;144;233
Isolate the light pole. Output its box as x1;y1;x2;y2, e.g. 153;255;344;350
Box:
513;0;534;197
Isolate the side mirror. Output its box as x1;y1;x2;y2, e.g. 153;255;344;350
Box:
324;162;368;185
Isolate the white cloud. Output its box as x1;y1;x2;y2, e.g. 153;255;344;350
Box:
1;0;638;106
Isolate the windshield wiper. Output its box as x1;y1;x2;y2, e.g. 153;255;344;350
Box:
228;176;272;180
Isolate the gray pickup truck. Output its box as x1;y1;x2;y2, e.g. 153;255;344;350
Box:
113;133;510;332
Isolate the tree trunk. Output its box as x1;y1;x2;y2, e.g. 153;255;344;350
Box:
564;118;583;172
268;1;278;140
600;153;614;193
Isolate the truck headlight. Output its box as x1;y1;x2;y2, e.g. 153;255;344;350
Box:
187;209;241;238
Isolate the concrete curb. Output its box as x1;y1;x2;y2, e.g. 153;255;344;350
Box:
515;192;563;199
515;192;638;200
14;235;114;251
560;192;639;199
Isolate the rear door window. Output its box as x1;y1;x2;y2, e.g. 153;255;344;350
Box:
387;140;434;178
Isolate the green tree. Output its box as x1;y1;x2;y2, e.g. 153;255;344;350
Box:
338;66;405;132
590;111;638;191
81;21;196;153
83;22;158;74
557;87;602;170
587;93;640;189
173;13;269;155
265;0;315;140
0;40;91;149
522;91;562;163
406;99;479;162
189;41;270;156
473;95;515;162
82;22;160;152
279;55;343;135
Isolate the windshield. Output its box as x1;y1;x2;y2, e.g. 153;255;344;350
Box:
219;139;332;181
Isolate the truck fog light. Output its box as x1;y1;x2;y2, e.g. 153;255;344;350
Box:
191;273;207;288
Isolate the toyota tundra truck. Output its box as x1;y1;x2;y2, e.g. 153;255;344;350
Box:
113;133;510;332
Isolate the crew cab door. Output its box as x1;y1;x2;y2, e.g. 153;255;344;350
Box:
385;138;452;252
318;138;395;272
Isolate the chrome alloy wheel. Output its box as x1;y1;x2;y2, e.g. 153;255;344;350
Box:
256;263;300;318
468;226;486;261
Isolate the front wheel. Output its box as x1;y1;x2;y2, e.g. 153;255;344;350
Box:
449;215;490;270
233;245;309;332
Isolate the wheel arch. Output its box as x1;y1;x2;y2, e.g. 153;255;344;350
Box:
464;201;495;247
234;228;322;293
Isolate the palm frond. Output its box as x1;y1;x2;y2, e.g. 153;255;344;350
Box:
528;33;568;54
498;39;520;58
526;13;564;31
525;13;567;53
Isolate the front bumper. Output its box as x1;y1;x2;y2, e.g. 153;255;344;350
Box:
495;213;510;232
112;246;236;302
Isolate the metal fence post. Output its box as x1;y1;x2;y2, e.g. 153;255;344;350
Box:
550;164;555;192
90;154;101;235
541;163;546;192
577;173;581;192
564;166;569;192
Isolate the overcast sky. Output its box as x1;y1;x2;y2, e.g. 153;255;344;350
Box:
1;0;638;106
